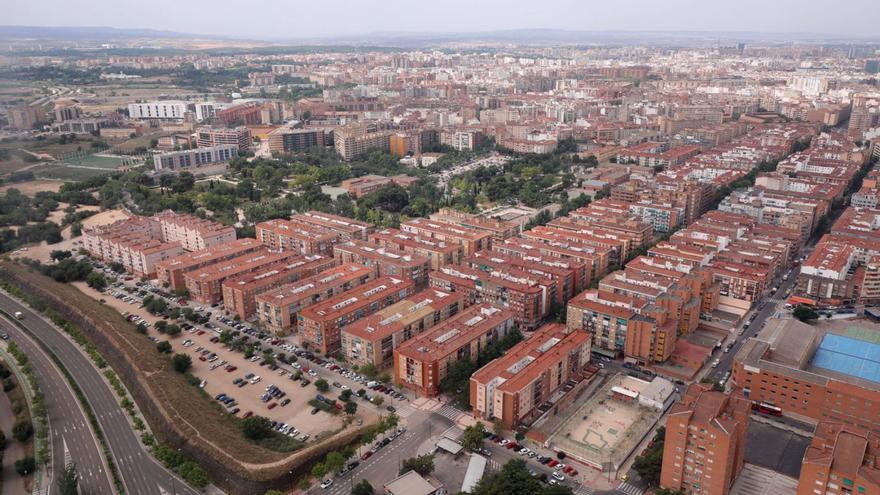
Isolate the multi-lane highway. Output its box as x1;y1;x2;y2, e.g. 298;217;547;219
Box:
1;312;115;495
0;291;199;495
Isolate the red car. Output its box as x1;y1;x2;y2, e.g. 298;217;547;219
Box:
241;411;253;419
548;460;558;467
505;443;516;450
570;469;579;476
226;366;237;372
267;402;277;410
361;451;373;461
197;330;205;336
199;356;207;361
178;299;188;305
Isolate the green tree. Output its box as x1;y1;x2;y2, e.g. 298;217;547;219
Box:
156;341;172;354
86;271;107;290
351;479;374;495
344;401;358;415
359;362;378;379
793;305;819;322
462;422;485;451
172;353;192;373
178;461;210;488
323;451;346;474
58;464;78;495
164;324;181;337
242;416;273;440
12;420;33;442
400;454;434;476
15;456;35;476
314;378;329;392
220;329;233;344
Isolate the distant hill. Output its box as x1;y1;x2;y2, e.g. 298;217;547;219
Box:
0;25;228;41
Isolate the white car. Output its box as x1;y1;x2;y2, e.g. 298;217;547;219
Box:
320;479;333;489
552;472;565;481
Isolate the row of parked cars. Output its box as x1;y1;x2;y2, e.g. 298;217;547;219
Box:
268;419;309;442
483;431;577;482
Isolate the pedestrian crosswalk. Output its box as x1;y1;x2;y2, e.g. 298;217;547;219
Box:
442;425;464;441
574;484;595;495
395;403;415;418
617;481;645;495
488;459;502;471
435;403;463;421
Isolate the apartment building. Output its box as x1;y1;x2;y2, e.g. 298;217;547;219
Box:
128;101;190;120
660;384;751;495
153;145;238;173
466;251;579;305
82;212;234;278
524;225;628;269
334;123;393;160
340;174;419;199
429;264;553;331
401;218;493;257
369;228;463;269
294;211;373;241
221;255;336;319
341;288;465;369
155;238;264;290
492;236;603;283
333;239;431;287
566;289;678;363
298;276;417;354
153;210;236;252
195;126;252;150
470;323;592;428
183;249;298;305
267;127;329;154
429;208;522;244
256;264;374;335
732;318;880;435
797;422;880;495
393;304;515;397
256;218;339;256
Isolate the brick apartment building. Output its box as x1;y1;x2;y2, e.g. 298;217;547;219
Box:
333;239;431;288
429;264;553;331
183;249;298;305
255;264;374;335
797;421;880;495
401;218;493;256
195;125;252;150
295;211;373;241
298;276;417;354
393;304;515;397
220;255;336;319
470;323;592;428
341;288;465;369
155;238;264;290
566;289;678;363
369;228;463;269
256;218;339;256
660;383;751;495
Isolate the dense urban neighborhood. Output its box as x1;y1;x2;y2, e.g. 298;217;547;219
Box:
1;7;880;495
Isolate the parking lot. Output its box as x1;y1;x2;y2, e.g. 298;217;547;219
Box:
72;263;412;442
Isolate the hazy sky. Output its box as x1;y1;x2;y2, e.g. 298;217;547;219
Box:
5;0;880;40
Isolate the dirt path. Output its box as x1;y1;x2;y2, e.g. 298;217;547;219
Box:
0;382;27;495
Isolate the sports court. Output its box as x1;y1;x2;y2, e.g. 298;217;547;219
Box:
811;327;880;384
547;374;661;470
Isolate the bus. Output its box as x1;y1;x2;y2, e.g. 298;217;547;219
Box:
752;401;782;417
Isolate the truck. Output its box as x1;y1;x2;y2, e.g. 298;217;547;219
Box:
14;311;23;320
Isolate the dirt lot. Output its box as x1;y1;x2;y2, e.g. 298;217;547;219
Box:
71;282;369;440
0;179;65;196
20;209;127;264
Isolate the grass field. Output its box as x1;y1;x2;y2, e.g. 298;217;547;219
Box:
60;154;127;169
29;164;115;181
